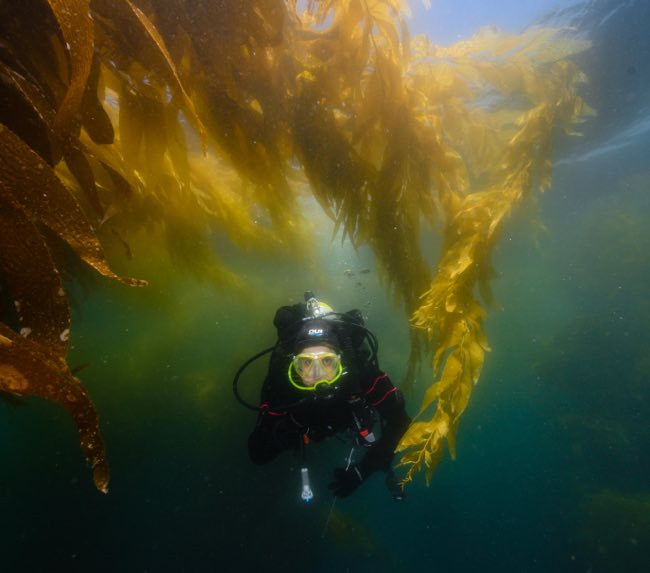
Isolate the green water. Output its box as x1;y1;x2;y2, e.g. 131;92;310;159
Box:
2;163;648;571
2;1;650;571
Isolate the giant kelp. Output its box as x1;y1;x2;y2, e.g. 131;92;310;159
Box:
0;0;590;490
395;30;592;484
0;122;144;492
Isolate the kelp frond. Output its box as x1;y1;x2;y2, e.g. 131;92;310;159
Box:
0;122;144;492
396;29;591;486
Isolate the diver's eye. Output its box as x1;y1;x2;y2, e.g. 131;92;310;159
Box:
297;357;313;370
321;356;335;368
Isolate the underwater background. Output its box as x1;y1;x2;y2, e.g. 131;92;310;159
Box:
1;0;649;571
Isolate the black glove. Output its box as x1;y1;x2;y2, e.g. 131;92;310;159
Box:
328;465;365;498
385;470;406;502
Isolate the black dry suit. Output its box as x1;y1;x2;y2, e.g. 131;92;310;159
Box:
247;303;411;498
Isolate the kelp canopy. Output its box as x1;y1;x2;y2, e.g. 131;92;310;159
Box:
0;0;590;491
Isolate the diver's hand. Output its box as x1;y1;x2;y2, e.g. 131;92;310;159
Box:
385;470;406;502
328;465;365;498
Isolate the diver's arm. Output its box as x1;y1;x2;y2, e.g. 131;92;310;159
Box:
329;374;410;498
248;363;300;464
248;409;299;465
359;374;411;476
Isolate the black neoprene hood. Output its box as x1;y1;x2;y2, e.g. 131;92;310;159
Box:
293;318;341;352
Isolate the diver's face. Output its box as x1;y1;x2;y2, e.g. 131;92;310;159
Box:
294;345;340;386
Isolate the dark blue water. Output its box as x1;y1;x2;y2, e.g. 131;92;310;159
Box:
2;1;649;571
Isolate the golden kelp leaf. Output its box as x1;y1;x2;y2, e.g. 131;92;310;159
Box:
366;0;407;60
63;142;104;217
122;0;207;151
419;352;463;414
77;128;141;208
0;199;70;355
424;449;442;485
397;449;422;465
47;0;94;140
396;409;449;486
445;291;457;312
80;55;115;145
0;124;144;286
466;339;485;383
117;87;168;187
0;323;109;493
187;153;290;253
394;420;433;451
450;377;471;416
448;243;473;278
0;59;58;164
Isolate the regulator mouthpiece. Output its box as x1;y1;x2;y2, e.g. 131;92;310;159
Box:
300;467;314;502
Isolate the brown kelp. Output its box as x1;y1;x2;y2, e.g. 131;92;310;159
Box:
0;0;590;490
0;123;144;493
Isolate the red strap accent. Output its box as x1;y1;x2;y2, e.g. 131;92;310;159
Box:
359;428;369;437
303;434;310;445
371;386;397;407
364;373;388;396
259;403;286;416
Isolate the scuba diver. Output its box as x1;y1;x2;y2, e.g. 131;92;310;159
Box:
233;292;411;501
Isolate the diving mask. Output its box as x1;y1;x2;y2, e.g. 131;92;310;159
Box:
288;351;343;392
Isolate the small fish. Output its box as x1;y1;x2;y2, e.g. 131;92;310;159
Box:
359;268;371;274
